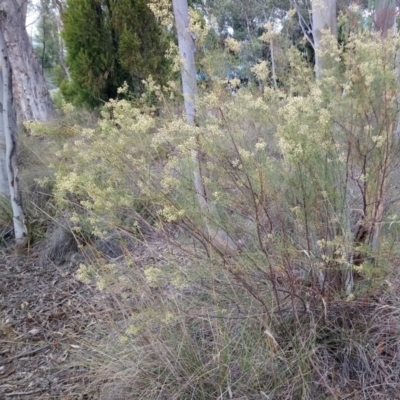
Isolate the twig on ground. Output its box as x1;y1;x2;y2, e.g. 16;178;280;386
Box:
5;388;46;397
5;344;50;363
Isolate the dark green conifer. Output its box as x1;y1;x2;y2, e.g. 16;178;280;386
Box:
61;0;170;106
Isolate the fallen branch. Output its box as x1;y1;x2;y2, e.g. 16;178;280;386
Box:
5;344;50;363
5;388;46;397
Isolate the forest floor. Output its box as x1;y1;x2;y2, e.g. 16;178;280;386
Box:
0;246;105;399
0;229;181;400
2;231;400;399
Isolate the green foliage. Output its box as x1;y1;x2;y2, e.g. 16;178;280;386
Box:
34;0;61;87
61;0;171;107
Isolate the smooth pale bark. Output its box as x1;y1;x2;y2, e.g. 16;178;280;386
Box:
0;67;8;198
270;39;278;90
311;0;337;78
0;27;28;247
0;0;55;122
172;0;237;255
311;0;341;291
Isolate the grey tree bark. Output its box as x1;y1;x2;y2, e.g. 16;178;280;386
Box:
172;0;238;255
311;0;337;78
0;68;8;198
311;0;342;291
0;0;55;123
0;26;28;247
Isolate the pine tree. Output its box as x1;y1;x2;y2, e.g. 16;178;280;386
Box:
61;0;170;106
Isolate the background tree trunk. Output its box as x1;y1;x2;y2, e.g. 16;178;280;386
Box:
0;0;55;122
311;0;340;291
172;0;237;256
52;0;71;81
312;0;337;78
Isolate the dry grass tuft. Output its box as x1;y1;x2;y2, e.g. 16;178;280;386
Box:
67;233;400;400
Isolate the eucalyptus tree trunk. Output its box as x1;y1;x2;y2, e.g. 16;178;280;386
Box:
0;0;55;123
311;0;337;78
0;27;28;247
311;0;341;291
172;0;237;256
0;70;8;198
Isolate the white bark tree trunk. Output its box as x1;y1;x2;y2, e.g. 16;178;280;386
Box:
312;0;337;78
0;66;9;198
311;0;341;291
172;0;237;255
0;27;28;247
0;0;55;123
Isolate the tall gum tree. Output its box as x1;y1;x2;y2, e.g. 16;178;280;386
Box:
172;0;238;256
0;0;51;248
0;0;55;122
0;70;7;197
0;26;28;248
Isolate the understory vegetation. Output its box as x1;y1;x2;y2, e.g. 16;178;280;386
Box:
8;15;400;399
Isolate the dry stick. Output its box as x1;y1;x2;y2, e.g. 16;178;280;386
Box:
5;343;50;363
5;388;46;397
